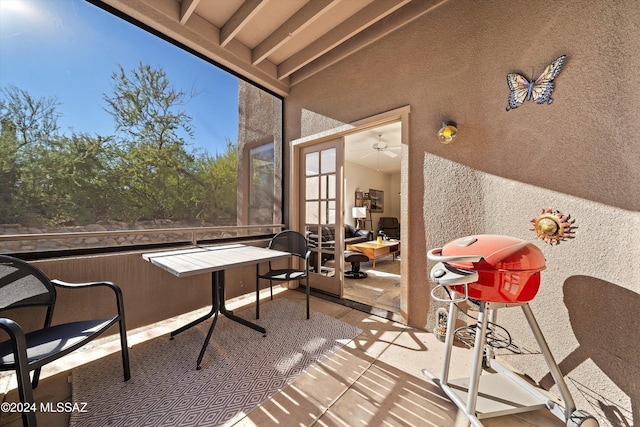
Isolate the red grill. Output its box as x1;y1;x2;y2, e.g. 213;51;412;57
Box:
423;235;599;426
428;234;546;303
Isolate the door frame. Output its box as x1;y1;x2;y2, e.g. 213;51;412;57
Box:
290;106;410;316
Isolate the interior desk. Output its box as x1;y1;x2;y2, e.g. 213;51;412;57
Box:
142;244;291;369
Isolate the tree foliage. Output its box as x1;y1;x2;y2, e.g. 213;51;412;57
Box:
0;64;238;227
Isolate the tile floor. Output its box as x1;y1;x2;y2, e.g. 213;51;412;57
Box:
343;257;401;313
0;289;565;427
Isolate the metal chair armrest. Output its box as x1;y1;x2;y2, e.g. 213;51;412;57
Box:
51;279;124;301
0;318;28;348
51;280;126;318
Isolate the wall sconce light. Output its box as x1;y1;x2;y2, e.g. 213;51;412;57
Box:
437;121;458;144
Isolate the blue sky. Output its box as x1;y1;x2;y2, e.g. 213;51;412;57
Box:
0;0;239;155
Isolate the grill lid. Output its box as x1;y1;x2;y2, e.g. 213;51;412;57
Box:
440;234;546;272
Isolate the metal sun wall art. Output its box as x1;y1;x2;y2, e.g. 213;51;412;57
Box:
506;55;567;111
530;208;576;245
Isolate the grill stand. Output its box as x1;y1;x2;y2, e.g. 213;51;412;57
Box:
422;295;599;427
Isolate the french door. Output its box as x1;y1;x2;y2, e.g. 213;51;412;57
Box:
300;138;343;296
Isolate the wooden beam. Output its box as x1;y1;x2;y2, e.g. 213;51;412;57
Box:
277;0;410;80
220;0;267;48
289;0;447;86
179;0;200;25
97;0;290;96
252;0;339;65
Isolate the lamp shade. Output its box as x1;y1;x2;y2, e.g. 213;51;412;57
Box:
352;207;367;218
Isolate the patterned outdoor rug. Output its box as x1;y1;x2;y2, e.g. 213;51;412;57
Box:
70;298;361;427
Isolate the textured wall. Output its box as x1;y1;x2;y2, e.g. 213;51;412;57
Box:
285;0;640;424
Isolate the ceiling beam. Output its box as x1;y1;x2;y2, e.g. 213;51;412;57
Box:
92;0;444;97
220;0;268;48
289;0;448;86
179;0;200;24
252;0;340;65
96;0;290;96
277;0;411;80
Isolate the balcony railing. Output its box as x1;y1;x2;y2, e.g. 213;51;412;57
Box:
0;224;286;254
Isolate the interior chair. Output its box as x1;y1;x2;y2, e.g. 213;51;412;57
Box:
0;255;131;427
376;217;400;240
256;230;310;320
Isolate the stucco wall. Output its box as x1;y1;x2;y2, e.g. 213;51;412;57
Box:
284;0;640;424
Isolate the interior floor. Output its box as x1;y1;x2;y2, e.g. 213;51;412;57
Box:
343;255;401;313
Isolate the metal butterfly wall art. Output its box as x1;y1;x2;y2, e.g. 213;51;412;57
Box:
506;55;566;111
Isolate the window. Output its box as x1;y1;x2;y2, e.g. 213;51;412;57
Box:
249;142;275;224
0;0;282;254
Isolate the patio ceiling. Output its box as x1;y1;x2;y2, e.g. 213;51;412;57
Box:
94;0;445;96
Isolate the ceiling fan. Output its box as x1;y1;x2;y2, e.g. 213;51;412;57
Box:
372;134;398;158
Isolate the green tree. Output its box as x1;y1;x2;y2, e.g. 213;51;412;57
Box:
102;63;200;221
0;86;61;223
43;133;113;224
0;118;19;222
1;65;241;229
103;63;197;149
0;86;60;150
190;141;238;223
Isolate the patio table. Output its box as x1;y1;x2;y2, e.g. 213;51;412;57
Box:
142;244;291;369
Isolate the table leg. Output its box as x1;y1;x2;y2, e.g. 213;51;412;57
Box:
218;270;266;335
170;276;218;338
196;272;221;369
256;264;260;319
171;270;267;369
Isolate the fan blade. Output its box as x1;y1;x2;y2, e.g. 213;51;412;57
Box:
383;150;398;158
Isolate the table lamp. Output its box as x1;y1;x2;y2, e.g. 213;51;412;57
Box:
352;207;367;229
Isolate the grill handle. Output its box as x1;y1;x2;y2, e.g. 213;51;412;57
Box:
427;248;483;263
429;262;479;303
431;283;469;303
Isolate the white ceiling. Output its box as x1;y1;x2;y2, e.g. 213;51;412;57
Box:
344;122;401;174
95;0;443;96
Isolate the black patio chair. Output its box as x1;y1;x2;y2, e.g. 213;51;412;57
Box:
0;255;130;427
256;230;310;320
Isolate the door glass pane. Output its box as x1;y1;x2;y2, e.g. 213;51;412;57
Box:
321;149;336;174
320;201;327;224
320;174;336;199
327;200;336;224
306;152;319;176
306;176;319;200
319;200;337;225
327;175;336;199
320;175;327;199
306;201;318;224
